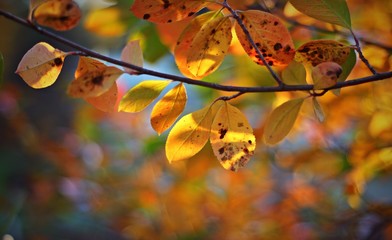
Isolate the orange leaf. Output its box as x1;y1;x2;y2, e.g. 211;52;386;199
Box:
130;0;207;23
235;10;295;66
174;11;224;79
33;0;82;31
67;57;123;98
85;82;118;112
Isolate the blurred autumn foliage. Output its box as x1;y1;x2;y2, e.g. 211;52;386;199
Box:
1;0;392;239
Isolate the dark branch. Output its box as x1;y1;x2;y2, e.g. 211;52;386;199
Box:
0;8;391;94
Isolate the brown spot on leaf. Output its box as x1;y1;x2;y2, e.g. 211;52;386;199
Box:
143;14;151;20
219;128;228;139
54;57;63;66
274;43;282;51
92;75;104;85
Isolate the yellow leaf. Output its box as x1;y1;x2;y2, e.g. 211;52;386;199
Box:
295;40;351;67
130;0;207;23
67;57;123;98
210;102;256;171
174;11;218;79
120;40;143;74
84;7;127;37
165;100;224;163
15;42;67;89
85;82;118;112
33;0;81;31
186;15;233;78
235;10;295;66
151;83;187;135
263;98;305;145
119;80;171;113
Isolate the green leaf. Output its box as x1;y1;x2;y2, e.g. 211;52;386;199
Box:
282;60;307;85
312;97;325;122
119;80;171;113
289;0;352;29
0;53;4;86
263;98;305;145
333;48;356;95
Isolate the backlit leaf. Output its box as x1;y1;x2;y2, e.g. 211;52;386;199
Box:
235;10;295;67
312;97;325;122
210;102;256;171
295;40;351;67
174;11;219;79
165;100;224;163
263;98;305;145
186;15;233;78
131;0;207;23
67;57;123;98
84;7;127;37
85;82;118;112
15;42;67;89
289;0;351;29
119;80;171;113
151;83;187;135
33;0;82;31
282;60;307;85
120;40;143;74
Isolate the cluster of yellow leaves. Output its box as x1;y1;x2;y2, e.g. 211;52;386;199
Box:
16;0;364;171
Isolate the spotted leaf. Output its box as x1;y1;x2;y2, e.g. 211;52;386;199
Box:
235;10;295;67
210;102;256;171
186;15;233;78
67;57;123;98
174;11;219;79
295;40;351;67
16;42;68;89
131;0;208;23
33;0;82;31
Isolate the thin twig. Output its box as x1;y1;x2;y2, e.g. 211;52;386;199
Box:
350;30;377;74
0;9;391;94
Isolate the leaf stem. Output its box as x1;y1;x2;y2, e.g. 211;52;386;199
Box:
350;30;377;74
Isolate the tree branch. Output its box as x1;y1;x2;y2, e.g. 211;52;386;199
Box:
0;8;391;94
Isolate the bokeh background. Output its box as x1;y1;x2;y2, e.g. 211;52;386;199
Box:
1;0;392;239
